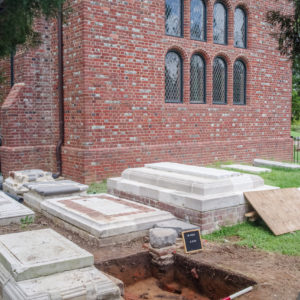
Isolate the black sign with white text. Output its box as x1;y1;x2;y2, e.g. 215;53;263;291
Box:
182;229;202;253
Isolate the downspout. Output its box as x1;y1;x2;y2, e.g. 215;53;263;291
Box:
53;7;64;179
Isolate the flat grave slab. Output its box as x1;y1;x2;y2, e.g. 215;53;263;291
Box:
1;265;121;300
221;164;271;174
0;229;93;281
254;159;300;170
24;180;89;210
0;191;34;226
145;162;240;179
41;194;176;238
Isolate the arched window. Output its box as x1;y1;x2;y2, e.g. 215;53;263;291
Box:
213;57;227;104
165;0;182;37
190;0;206;41
234;8;247;48
213;2;227;44
233;60;246;104
190;54;206;103
165;51;183;103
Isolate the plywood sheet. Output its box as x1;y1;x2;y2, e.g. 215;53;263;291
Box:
244;188;300;235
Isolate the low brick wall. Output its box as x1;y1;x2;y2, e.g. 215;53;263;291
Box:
108;188;251;234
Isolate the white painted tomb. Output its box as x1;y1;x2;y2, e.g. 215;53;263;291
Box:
0;191;34;226
0;229;121;299
107;162;278;233
221;164;271;174
24;180;88;210
41;194;175;239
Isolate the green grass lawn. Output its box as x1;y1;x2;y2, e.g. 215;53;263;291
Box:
205;165;300;256
203;221;300;256
87;180;107;194
291;130;300;137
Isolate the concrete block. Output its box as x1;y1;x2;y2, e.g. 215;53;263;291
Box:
221;164;271;173
0;229;93;281
154;219;199;236
0;191;34;226
149;228;177;248
41;194;176;238
253;159;300;170
145;162;241;179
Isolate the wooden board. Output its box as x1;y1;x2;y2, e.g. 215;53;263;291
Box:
244;188;300;235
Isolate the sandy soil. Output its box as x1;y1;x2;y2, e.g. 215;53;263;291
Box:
1;212;299;300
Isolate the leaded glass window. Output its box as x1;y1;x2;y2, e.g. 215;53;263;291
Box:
234;8;247;48
165;0;182;37
190;55;205;103
165;51;182;103
213;57;227;104
233;60;246;104
191;0;206;41
213;2;227;44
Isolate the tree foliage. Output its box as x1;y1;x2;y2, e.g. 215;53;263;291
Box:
0;0;65;59
267;1;300;122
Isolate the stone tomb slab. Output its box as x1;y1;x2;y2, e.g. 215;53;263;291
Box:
0;229;93;281
1;265;121;300
221;164;271;174
0;191;34;226
145;162;241;179
254;159;300;170
3;169;54;197
24;180;88;210
41;194;176;238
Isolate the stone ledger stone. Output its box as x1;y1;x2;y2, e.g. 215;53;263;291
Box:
254;159;300;170
149;228;177;248
41;194;176;238
0;229;121;299
0;191;34;226
0;229;93;281
221;164;271;174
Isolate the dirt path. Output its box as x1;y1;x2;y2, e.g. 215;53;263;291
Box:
1;213;299;299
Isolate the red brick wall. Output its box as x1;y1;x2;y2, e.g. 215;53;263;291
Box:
61;0;293;183
0;0;294;183
0;19;58;177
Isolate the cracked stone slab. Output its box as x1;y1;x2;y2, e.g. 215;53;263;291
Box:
0;191;34;226
0;229;93;281
24;180;89;210
3;169;54;197
41;194;176;238
221;164;271;174
149;228;177;248
254;159;300;170
0;263;121;300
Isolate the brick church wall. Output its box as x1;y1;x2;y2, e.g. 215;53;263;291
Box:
0;0;294;183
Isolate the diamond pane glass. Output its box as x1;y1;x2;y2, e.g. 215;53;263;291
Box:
213;3;227;44
233;60;246;104
234;8;246;48
213;57;226;104
166;0;182;36
190;55;205;103
191;0;206;41
165;52;182;103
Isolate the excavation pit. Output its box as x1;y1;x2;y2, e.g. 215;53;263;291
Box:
98;252;256;300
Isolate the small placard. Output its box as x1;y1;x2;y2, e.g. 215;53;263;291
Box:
182;229;202;254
